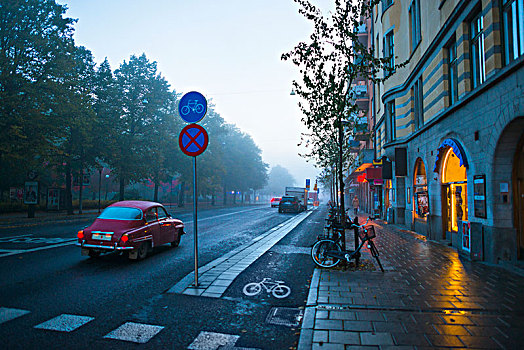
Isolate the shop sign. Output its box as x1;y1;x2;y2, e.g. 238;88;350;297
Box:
473;175;486;218
373;179;383;185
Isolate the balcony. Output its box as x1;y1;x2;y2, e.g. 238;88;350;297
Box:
353;23;366;34
348;140;361;153
354;122;370;141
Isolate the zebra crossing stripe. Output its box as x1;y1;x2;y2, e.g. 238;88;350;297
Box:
104;322;164;344
188;331;240;350
34;314;94;332
0;307;30;324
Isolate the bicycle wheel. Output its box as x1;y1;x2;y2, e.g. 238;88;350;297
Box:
369;241;384;272
272;285;291;298
243;282;262;296
195;104;204;113
311;239;342;268
181;105;190;115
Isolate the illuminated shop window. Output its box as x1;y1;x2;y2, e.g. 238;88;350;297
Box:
413;158;428;220
442;148;468;233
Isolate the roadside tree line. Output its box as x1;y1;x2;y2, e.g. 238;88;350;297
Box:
0;0;268;213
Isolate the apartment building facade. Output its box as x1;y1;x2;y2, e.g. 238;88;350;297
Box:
372;0;523;264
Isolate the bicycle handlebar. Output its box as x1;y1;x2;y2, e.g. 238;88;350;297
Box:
349;216;373;229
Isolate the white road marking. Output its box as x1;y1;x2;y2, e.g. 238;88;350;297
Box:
104;322;164;344
0;240;77;258
0;234;32;240
185;206;265;224
0;237;75;244
34;314;94;332
188;331;239;350
0;307;30;324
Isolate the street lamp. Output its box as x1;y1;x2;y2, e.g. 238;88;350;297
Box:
98;168;102;213
105;174;110;200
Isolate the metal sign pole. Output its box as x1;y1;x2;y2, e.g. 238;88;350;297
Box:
193;156;198;287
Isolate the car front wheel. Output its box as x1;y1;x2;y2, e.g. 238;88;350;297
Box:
171;231;181;247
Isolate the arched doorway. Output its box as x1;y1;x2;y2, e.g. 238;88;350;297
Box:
441;146;468;239
515;135;524;259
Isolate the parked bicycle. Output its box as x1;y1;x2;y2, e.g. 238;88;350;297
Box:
311;217;384;272
242;278;291;298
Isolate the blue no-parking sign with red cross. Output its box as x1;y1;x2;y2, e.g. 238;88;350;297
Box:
179;123;209;157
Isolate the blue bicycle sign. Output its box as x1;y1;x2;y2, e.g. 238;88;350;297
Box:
179;91;207;123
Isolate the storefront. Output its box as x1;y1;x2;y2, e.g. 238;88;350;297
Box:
436;139;469;245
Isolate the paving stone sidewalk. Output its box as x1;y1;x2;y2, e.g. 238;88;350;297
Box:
299;215;524;349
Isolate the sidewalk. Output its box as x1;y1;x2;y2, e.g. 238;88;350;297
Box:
299;214;524;349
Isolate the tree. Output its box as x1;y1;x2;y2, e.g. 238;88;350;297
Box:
283;0;404;246
112;54;172;200
0;0;76;192
262;165;296;197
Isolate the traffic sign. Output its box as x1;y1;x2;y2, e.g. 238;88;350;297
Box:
179;91;207;123
306;179;310;189
179;124;209;157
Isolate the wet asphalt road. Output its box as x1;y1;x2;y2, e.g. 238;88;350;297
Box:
0;205;325;349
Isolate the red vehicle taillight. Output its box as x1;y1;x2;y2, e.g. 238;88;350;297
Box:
77;230;84;239
121;234;129;243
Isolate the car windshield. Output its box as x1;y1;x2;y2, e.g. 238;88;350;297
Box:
98;207;143;220
281;197;295;202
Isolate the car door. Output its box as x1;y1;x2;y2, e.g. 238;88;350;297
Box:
156;206;173;245
144;207;160;247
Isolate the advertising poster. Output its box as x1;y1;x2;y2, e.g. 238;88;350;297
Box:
24;181;38;205
474;175;486;218
416;191;429;217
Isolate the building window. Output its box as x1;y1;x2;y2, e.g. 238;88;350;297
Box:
409;0;421;52
384;30;395;77
502;0;524;64
413;78;424;129
447;39;459;104
382;0;393;12
470;12;486;88
386;101;396;141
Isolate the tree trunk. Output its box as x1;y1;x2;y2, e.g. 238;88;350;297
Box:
65;163;73;215
119;174;125;201
78;167;83;214
154;180;159;202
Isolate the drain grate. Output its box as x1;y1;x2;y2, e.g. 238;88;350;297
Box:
265;307;303;327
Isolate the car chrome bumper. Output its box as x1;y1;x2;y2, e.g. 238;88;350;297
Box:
75;242;134;251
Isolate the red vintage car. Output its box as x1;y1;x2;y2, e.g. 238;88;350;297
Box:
76;201;185;260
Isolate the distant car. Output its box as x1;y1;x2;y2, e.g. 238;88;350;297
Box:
307;198;314;206
278;196;302;213
76;201;185;260
270;197;282;208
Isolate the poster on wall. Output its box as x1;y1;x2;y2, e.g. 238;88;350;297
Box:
462;221;471;252
473;174;486;218
416;191;429;217
24;181;38;205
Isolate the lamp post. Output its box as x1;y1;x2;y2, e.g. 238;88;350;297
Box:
98;168;102;213
105;174;110;200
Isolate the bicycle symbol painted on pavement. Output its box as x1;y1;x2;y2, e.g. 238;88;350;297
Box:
242;278;291;299
180;99;205;116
